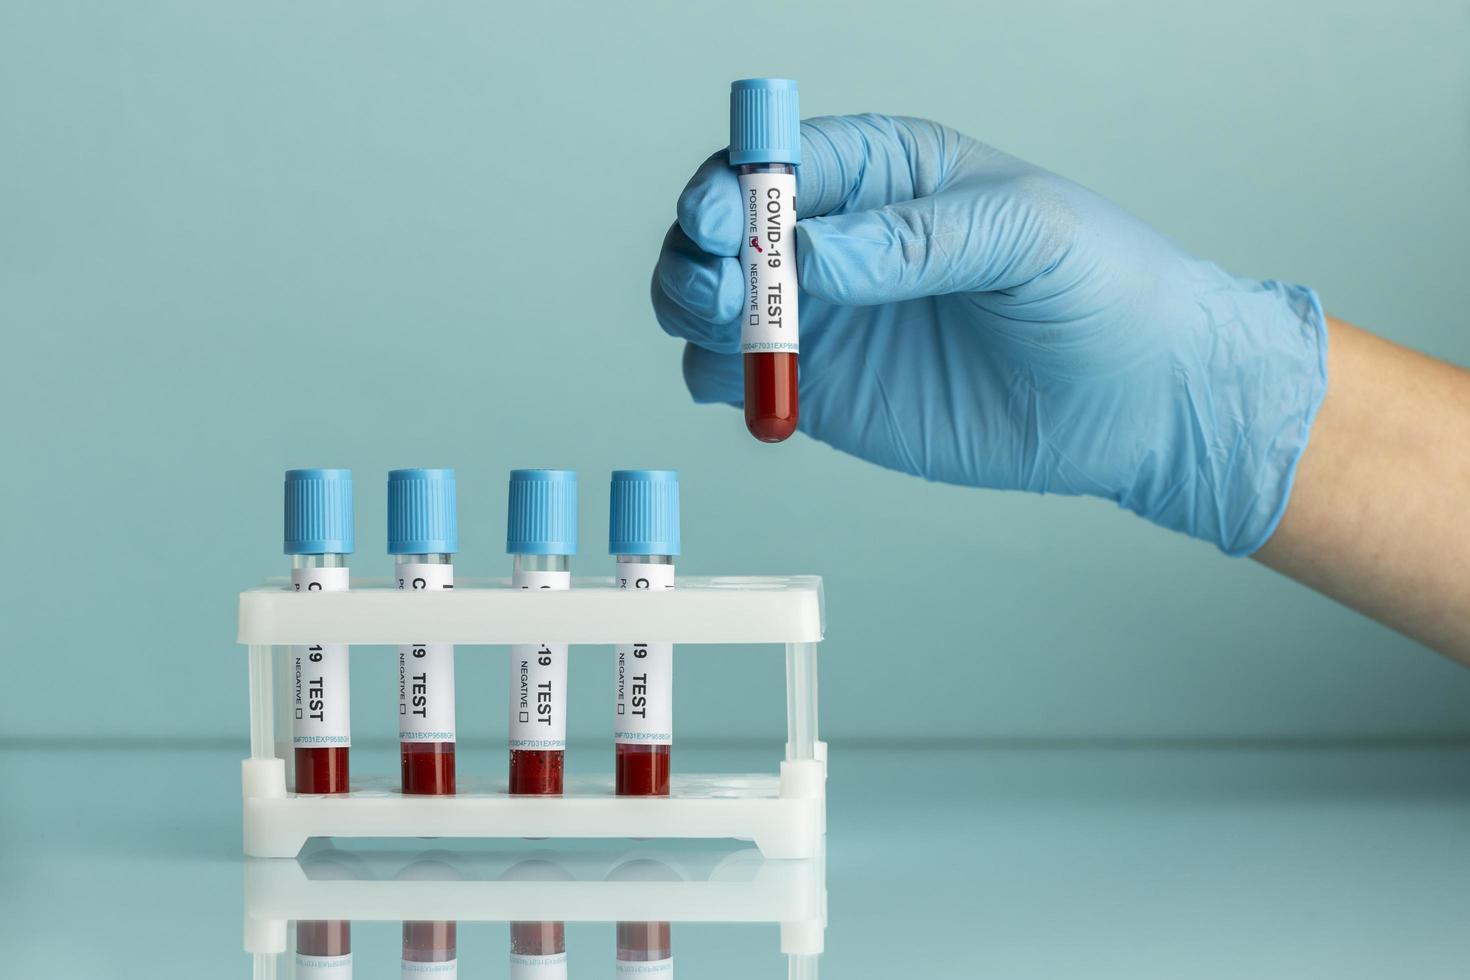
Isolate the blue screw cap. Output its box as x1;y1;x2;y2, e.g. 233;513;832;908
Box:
730;78;801;166
609;470;680;556
388;468;458;554
507;469;578;555
284;468;355;555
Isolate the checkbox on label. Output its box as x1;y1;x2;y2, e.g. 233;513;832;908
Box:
399;703;407;715
518;711;529;724
295;708;303;720
616;703;625;715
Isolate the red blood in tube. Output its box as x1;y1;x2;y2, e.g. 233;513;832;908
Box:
616;743;670;797
745;352;798;443
509;748;563;795
403;919;456;965
298;919;350;958
295;746;349;795
402;741;455;796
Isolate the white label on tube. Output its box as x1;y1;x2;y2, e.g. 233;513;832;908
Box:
291;566;351;748
738;170;799;354
614;562;674;746
617;958;674;978
508;569;571;750
509;952;568;980
295;953;353;978
396;562;456;743
402;958;457;978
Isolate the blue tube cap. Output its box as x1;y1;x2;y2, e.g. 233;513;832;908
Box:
507;469;578;555
609;470;680;556
730;78;801;166
387;468;458;554
284;468;355;555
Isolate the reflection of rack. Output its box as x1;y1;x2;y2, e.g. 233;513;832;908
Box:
243;841;826;976
237;576;826;859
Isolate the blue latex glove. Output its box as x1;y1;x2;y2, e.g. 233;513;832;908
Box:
652;114;1327;555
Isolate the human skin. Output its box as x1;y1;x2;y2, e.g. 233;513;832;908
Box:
1255;316;1470;663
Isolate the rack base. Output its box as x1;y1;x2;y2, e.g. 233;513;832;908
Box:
242;755;826;860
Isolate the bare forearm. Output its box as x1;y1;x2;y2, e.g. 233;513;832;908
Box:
1255;316;1470;662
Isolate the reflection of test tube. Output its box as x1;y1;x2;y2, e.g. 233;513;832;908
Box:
617;922;672;978
284;468;354;795
402;920;456;978
296;847;362;980
730;78;802;443
611;858;678;980
510;921;567;980
609;470;680;797
296;920;352;979
398;853;461;979
389;468;459;797
506;469;577;796
505;858;570;980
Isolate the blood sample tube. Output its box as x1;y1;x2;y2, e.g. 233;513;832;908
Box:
284;468;355;796
730;77;802;443
609;470;680;797
505;469;577;796
389;468;459;797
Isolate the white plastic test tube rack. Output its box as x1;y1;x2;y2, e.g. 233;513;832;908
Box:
238;575;826;860
243;840;826;975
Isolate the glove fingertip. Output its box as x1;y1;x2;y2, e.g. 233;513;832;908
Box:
658;250;745;325
676;155;743;256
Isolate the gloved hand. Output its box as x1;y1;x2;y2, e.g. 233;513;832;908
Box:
652;114;1327;555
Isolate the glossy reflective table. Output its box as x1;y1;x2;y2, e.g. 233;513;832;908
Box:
3;737;1468;977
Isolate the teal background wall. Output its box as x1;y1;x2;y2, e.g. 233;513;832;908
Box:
2;0;1467;746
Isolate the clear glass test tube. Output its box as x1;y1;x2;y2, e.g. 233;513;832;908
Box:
389;468;459;796
506;469;577;796
284;468;355;796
